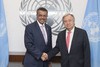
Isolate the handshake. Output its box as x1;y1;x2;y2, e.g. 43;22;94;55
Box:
41;52;48;61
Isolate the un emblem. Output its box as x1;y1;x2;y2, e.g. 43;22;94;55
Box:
83;12;100;42
19;0;72;35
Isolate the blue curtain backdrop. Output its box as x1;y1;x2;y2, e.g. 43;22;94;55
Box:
0;0;9;67
83;0;100;67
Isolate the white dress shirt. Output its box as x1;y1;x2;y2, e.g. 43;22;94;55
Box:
66;27;75;53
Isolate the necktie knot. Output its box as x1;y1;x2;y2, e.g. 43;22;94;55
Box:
68;31;71;35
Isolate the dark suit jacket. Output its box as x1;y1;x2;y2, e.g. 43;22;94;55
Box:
48;27;91;67
23;21;52;67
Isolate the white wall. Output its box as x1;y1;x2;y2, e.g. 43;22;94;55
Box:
4;0;26;54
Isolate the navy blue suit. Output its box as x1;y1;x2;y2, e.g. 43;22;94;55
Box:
23;21;52;67
48;27;91;67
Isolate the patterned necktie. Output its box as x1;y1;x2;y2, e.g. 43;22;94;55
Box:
66;31;71;48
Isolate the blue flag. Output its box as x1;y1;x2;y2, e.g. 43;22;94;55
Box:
83;0;100;67
0;0;9;67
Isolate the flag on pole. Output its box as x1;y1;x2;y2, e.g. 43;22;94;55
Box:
83;0;100;67
0;0;9;67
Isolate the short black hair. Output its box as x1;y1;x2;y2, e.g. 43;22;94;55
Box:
37;7;48;13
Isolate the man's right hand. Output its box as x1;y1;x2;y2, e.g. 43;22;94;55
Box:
41;52;48;61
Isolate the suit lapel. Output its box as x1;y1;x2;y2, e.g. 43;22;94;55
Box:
35;22;45;43
70;27;78;53
61;30;69;53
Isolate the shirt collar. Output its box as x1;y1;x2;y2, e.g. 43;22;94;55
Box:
66;27;75;33
37;20;45;27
